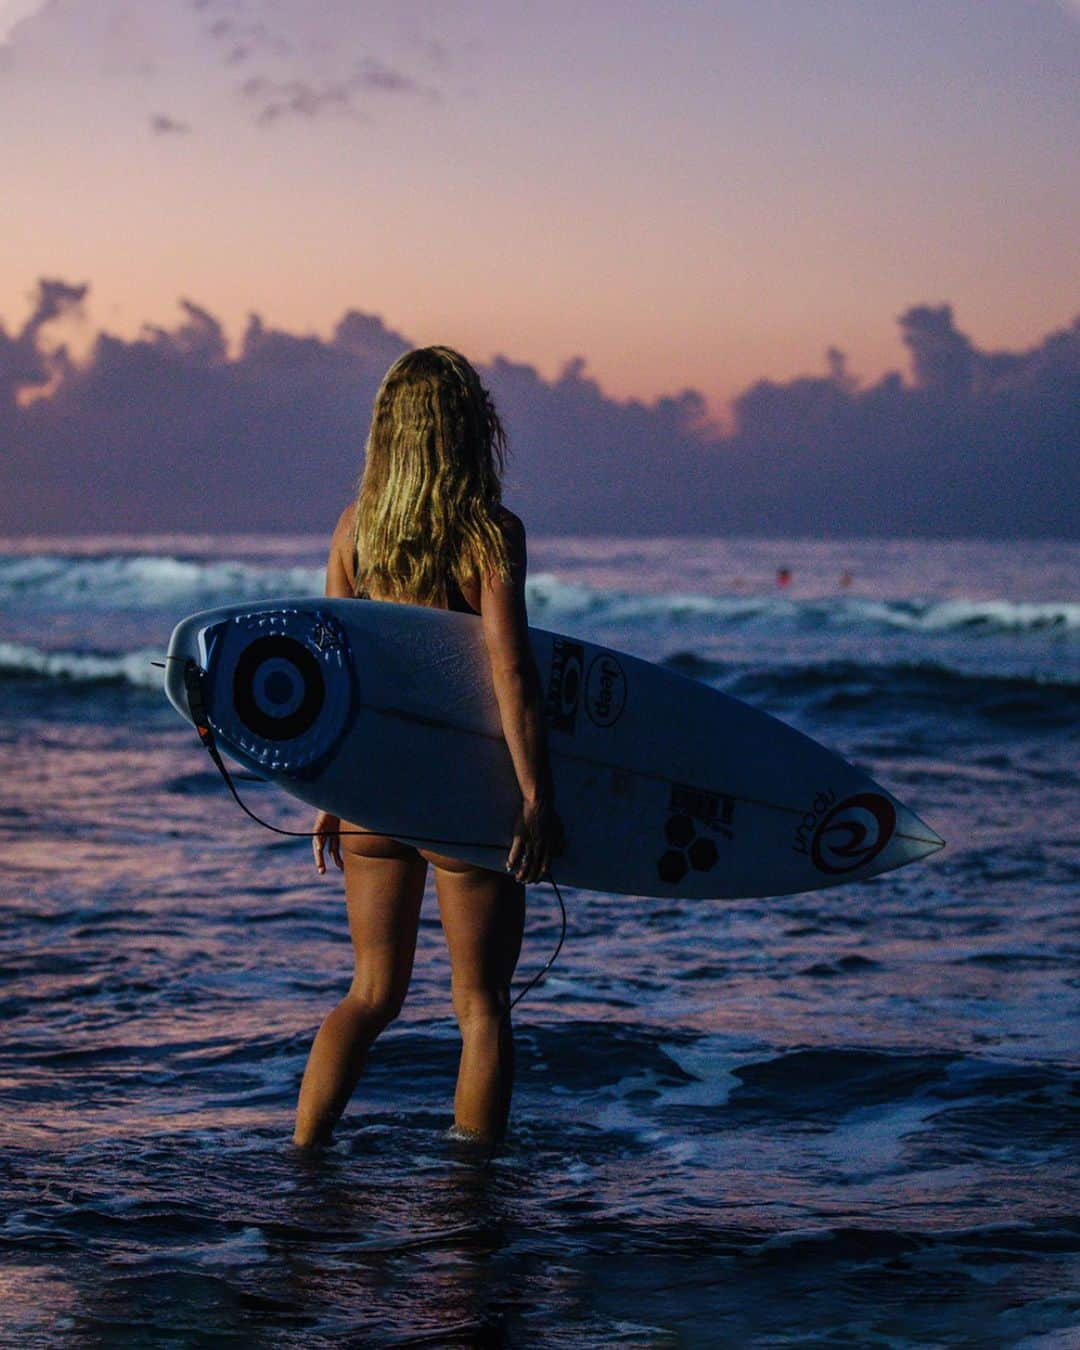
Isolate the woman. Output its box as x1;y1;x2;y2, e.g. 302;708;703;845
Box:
293;346;561;1152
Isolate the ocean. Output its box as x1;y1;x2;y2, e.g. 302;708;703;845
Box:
1;534;1077;1346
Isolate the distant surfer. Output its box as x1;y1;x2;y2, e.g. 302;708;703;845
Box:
777;567;792;588
293;347;562;1153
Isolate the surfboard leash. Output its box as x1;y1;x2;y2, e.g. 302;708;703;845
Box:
174;656;567;1009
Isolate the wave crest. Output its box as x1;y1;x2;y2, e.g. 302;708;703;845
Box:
0;554;324;609
0;641;165;690
526;573;1080;636
2;554;1075;636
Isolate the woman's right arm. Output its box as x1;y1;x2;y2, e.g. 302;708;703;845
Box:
325;504;356;599
480;513;562;883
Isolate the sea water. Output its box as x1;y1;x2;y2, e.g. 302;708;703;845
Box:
0;535;1077;1346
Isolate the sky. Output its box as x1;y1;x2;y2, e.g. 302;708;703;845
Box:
0;1;1077;536
1;0;1078;416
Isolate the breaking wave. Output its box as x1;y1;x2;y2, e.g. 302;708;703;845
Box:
525;574;1080;635
725;658;1080;727
0;641;165;690
0;554;324;609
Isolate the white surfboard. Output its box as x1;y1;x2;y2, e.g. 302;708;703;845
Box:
164;598;944;898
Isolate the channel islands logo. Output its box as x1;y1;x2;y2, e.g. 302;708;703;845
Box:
809;792;896;875
657;783;735;885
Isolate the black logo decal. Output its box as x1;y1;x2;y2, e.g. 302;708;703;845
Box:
585;652;627;727
546;638;584;733
669;783;735;836
233;635;325;742
657;782;735;885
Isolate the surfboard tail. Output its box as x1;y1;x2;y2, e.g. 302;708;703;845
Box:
164;614;203;727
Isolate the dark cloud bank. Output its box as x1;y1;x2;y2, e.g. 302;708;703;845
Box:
1;279;1077;536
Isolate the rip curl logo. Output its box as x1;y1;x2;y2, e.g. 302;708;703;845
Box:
808;793;897;875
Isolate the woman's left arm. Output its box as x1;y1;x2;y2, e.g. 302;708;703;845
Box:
312;506;355;872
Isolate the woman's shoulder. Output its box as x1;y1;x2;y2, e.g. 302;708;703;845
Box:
328;502;358;593
496;507;527;561
332;502;356;546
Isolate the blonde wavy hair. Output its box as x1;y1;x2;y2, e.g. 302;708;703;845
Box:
353;346;510;604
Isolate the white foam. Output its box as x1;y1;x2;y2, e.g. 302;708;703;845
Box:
0;641;165;689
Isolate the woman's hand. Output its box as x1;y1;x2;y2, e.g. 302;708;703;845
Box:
312;810;343;875
506;797;564;884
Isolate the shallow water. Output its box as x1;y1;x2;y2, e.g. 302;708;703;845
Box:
1;536;1078;1345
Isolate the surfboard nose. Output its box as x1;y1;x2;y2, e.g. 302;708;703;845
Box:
899;803;945;853
795;787;943;886
875;801;945;876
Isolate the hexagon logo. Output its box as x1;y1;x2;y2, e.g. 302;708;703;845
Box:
656;781;736;886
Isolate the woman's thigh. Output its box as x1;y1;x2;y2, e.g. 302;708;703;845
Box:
342;849;428;1010
432;862;525;1005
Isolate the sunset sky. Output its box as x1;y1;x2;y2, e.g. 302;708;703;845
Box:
2;0;1078;420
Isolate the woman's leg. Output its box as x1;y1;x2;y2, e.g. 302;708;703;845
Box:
293;848;427;1147
430;861;525;1146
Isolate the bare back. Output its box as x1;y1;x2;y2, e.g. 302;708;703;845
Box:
324;503;532;869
